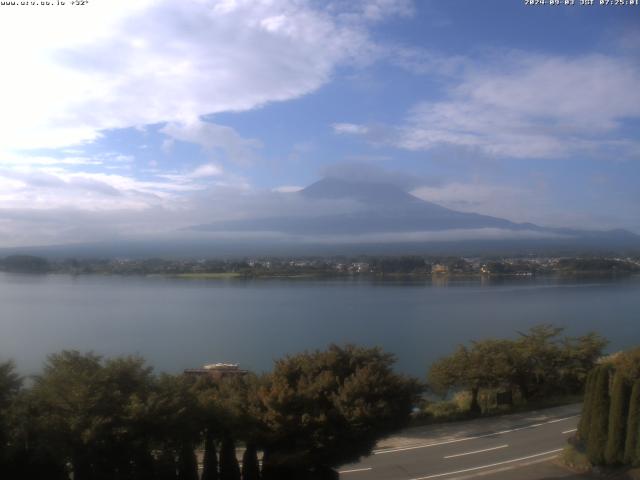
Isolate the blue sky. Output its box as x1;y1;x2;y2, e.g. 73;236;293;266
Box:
0;0;638;247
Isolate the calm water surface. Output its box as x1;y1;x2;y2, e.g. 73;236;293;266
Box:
1;273;639;377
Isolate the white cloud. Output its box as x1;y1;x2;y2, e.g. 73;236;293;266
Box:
337;53;640;160
161;119;261;165
404;54;640;159
297;228;568;245
409;180;635;231
410;182;540;222
0;155;103;167
188;164;224;179
0;0;394;154
332;123;370;135
272;185;304;193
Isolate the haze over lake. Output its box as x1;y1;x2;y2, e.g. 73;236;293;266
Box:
1;273;639;377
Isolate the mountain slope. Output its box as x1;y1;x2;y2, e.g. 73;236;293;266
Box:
192;178;562;235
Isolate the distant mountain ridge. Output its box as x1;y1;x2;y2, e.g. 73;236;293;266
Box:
193;178;638;241
1;178;637;259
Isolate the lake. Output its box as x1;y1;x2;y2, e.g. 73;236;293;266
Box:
1;273;639;377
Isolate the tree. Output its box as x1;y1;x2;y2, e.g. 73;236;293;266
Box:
587;366;611;465
511;325;566;399
219;435;241;480
429;339;525;414
155;449;178;480
577;368;597;442
605;371;631;464
30;351;105;479
428;326;607;410
0;361;22;476
196;373;266;480
258;344;422;475
624;380;640;465
177;443;199;480
561;333;608;393
1;255;50;273
201;430;219;480
611;347;640;383
150;374;204;480
242;443;260;480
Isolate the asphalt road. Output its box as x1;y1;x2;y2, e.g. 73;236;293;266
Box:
339;406;581;480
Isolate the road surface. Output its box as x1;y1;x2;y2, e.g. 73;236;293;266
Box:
339;404;582;480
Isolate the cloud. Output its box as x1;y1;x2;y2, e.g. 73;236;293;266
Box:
291;228;567;245
161;119;261;165
384;45;469;76
272;186;304;193
187;164;224;179
410;182;540;221
328;0;415;23
321;161;440;190
158;163;232;186
336;53;640;160
0;0;407;153
332;123;370;135
0;155;103;168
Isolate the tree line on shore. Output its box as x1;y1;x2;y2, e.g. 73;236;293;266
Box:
1;254;638;276
0;326;612;480
576;347;640;467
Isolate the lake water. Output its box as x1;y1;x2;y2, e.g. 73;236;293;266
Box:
1;273;639;377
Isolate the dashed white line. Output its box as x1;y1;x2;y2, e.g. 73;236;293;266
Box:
562;428;577;434
409;448;564;480
339;467;373;474
444;444;508;459
373;415;578;455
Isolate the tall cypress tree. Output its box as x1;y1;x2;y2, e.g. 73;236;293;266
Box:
155;449;178;480
578;368;597;442
202;431;219;480
220;436;241;480
636;420;640;467
177;444;198;480
624;381;640;465
587;366;611;465
241;443;260;480
605;372;631;464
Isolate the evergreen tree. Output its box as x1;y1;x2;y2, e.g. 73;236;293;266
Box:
155;449;178;480
220;435;241;480
131;449;156;480
241;443;260;480
202;430;219;480
587;366;611;465
578;368;597;442
624;381;640;465
605;372;631;464
636;421;640;467
177;444;198;480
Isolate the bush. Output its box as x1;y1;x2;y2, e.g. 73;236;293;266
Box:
425;401;462;420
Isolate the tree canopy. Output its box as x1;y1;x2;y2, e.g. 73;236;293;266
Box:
257;344;422;471
428;325;607;412
0;345;421;479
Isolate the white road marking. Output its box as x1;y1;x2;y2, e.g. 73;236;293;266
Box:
409;448;564;480
562;428;577;434
444;444;508;459
373;415;578;455
339;467;373;474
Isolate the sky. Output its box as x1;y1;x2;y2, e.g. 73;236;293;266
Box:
0;0;639;247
